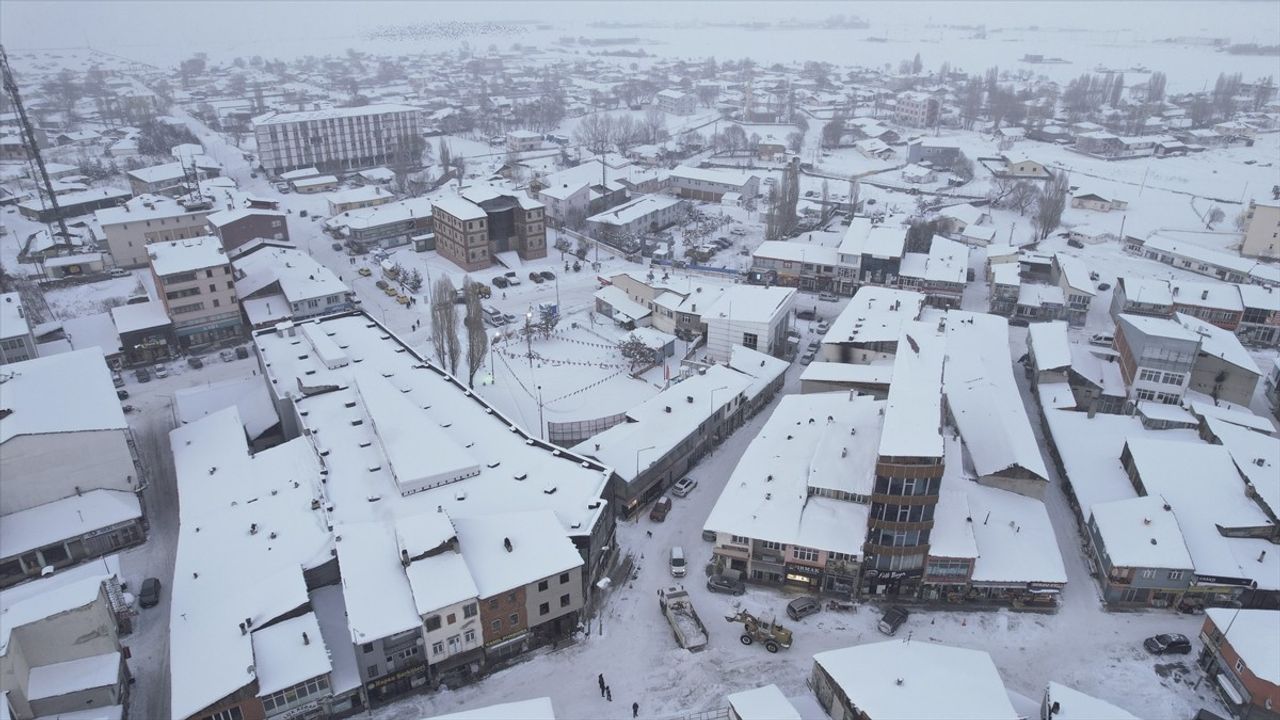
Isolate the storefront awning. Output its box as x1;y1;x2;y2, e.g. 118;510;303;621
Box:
1216;673;1245;705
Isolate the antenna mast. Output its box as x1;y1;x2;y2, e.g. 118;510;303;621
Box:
0;44;70;241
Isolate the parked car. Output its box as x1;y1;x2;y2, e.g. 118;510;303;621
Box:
153;364;168;379
139;577;162;608
799;351;815;365
540;270;556;281
235;346;249;359
507;275;522;286
1089;333;1115;347
672;477;697;497
650;495;672;522
109;267;130;278
818;292;838;302
707;573;746;596
492;276;509;289
1144;633;1192;655
135;367;150;382
187;356;203;369
669;546;687;577
358;267;372;277
816;321;830;333
529;272;545;283
1067;238;1085;249
116;389;129;400
111;371;125;388
878;605;910;635
332;242;344;251
730;227;747;236
219;349;236;362
786;596;821;621
796;308;816;321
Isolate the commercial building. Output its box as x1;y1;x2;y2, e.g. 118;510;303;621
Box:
1242;199;1280;260
586;194;685;240
1114;314;1201;406
1087;495;1196;608
0;349;144;588
701;285;796;362
1197;609;1280;718
669;166;760;202
205;207;289;252
149;236;243;348
97;194;217;269
0;292;37;365
433;187;546;272
325;196;434;253
230;241;354;329
253;104;423;177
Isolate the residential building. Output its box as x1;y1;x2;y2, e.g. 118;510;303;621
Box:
149;236;243;348
110;300;177;366
0;349;144;588
893;91;940;128
230;241;354;329
1176;313;1262;406
126;159;219;197
327;185;395;216
0;572;130;720
1237;284;1280;348
324;196;434;253
292;175;339;194
1109;276;1175;319
897;236;967;308
837;221;906;288
989;262;1021;316
1198;609;1280;719
97;194;216;269
205;207;289;252
505;129;543;152
18;187;131;223
1072;190;1129;212
1087;495;1195;608
1027;321;1126;414
0;293;37;365
1242;199;1280;260
586;194;685;240
1053;254;1097;326
655;89;695;116
253;104;423;176
905;137;961;166
999;153;1053;179
433;188;546;272
1131;233;1280;288
1114;314;1201;406
819;286;925;364
534;159;664;226
601;271;728;341
812;642;1019;720
750;241;843;293
701;285;796;362
1172;279;1247;331
669;166;760;202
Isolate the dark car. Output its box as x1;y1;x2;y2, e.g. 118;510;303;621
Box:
707;574;746;596
492;276;509;289
139;577;162;608
332;242;344;251
1067;238;1085;249
116;389;129;400
235;346;249;360
1144;633;1192;655
878;605;910;635
786;596;821;621
529;272;545;283
1097;282;1111;291
134;367;150;383
540;270;556;281
187;356;203;369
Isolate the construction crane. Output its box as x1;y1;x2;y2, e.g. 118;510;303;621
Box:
0;43;70;240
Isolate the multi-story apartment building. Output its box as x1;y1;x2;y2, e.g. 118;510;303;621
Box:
148;236;243;348
0;292;37;365
1115;314;1201;406
1109;276;1175;320
96;194;216;269
586;194;685;240
894;91;940;128
862;323;945;598
1242;199;1280;260
432;189;546;272
253;104;423;177
1172;280;1246;331
1087;495;1195;608
1237;284;1280;348
655;89;696;115
1052;253;1097;326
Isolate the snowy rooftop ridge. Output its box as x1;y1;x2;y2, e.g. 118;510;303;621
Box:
148;235;228;276
877;321;945;459
0;347;126;444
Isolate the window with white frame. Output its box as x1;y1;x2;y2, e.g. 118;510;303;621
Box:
793;546;819;562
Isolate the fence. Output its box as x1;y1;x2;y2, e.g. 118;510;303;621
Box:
547;411;628;447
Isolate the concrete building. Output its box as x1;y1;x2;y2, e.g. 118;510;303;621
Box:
1052;254;1097;326
111;300;177;366
1087;495;1195;608
905;137;961;166
0;292;37;365
96;194;216;269
0;349;144;588
893;91;941;128
1176;313;1262;406
669;166;760;203
1242;199;1280;260
1115;314;1201;406
585;194;684;240
327;185;395;216
1198;609;1280;719
433;188;546;272
701;285;796;362
148;236;243;348
230;241;354;329
253;104;423;177
324;196;434;253
655;89;695;116
205;207;289;252
505;130;543;153
126;159;219;197
1238;284;1280;348
1109;276;1175;320
17;187;131;223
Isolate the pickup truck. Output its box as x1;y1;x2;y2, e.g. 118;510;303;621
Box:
659;586;708;651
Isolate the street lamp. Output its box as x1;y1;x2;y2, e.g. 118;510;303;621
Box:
525;311;534;369
489;331;500;380
636;444;657;477
537;385;545;441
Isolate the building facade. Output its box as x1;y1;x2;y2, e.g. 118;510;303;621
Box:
206;209;290;252
254;104;423;177
1242;199;1280;260
149;237;244;348
97;195;216;269
0;292;37;365
433;192;546;272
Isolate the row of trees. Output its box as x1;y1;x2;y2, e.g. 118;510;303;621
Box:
986;172;1070;242
429;277;488;388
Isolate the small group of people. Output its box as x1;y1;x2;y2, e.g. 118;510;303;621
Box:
596;674;639;717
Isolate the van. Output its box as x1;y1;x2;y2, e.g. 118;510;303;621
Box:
669;546;687;577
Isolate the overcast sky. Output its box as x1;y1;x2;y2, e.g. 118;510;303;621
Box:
2;1;1276;66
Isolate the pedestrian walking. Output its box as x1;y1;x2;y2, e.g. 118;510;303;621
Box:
599;683;606;698
606;687;612;702
598;674;605;692
633;702;639;718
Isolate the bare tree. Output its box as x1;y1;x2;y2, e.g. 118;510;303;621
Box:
1009;181;1037;216
1032;172;1070;241
1205;206;1225;229
786;131;804;154
575;113;615;186
641;107;667;143
429;277;454;368
463;279;488;387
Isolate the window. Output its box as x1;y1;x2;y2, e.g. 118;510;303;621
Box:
538;580;549;592
491;619;501;632
203;709;244;720
1168;570;1185;580
432;641;444;655
1235;658;1245;673
447;613;456;625
1161;372;1182;385
366;664;379;678
464;629;476;643
1140;569;1157;579
1139;369;1161;383
742;332;758;351
507;592;517;602
509;613;519;626
212;298;220;308
539;602;550;616
793;546;818;562
463;603;477;618
761;540;783;551
730;535;749;545
206;269;214;278
560;593;571;607
362;643;374;653
426;615;441;631
559;573;570;584
488;598;499;609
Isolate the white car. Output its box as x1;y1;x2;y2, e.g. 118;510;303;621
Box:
153;364;168;379
672;477;697;497
1089;333;1115;347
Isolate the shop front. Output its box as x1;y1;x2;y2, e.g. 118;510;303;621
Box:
364;662;428;707
784;563;822;590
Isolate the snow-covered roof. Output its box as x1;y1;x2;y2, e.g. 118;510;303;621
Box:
878;321;945;459
1090;495;1194;570
254;103;420;125
109;300;170;334
168;408;332;719
95;193;207;226
26;651;121;700
433;194;488;221
174;375;280;440
799;361;894;385
670;165;759;189
279;167;320;182
0;489;141;560
930;489;978;559
1116;313;1201;343
0;572;108;655
752;240;840;266
127;161;187;185
1117;276;1173;306
1043;682;1140;720
292;175;338;189
427;698;557;720
0;293;29;340
813;641;1019;720
594;285;652;323
586;193;682;226
962;478;1067;585
327;196;433;230
328;185;392;206
405;546;478;616
232;245;349;306
702;285;795;324
1205;608;1280;686
453;510;583;598
1145;233;1268;278
1191;401;1277;434
938;203;985;227
61;312;123;356
335;520;421;644
990;262;1020;286
726;685;801;720
309;585;361;695
1237;284;1280;312
727;344;789;400
704;393;879;557
944;312;1048;482
0;347;126;444
1169;279;1244;312
250;612;331;696
1066;345;1126;398
148;235;228;276
578;365;751;483
1201;416;1279;521
1027;321;1071;370
1175;313;1260;374
1054;254;1096;295
205;207;285;227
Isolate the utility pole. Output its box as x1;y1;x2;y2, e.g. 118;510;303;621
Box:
1;44;69;242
